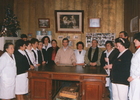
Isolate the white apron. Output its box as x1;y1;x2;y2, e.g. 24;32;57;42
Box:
129;78;140;100
74;50;86;64
15;72;28;94
0;52;16;99
129;48;140;100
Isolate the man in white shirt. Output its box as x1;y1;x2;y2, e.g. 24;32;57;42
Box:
31;38;40;67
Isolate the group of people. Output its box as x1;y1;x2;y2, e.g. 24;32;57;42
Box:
100;31;140;100
0;31;140;100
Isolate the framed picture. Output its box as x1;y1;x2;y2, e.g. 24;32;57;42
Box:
89;18;101;28
55;10;84;33
38;18;50;28
130;16;138;32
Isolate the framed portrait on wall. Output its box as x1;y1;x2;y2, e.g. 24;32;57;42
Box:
55;10;84;33
130;16;138;32
38;18;50;28
89;18;101;28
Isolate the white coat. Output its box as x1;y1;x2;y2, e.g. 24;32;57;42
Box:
129;48;140;100
42;43;52;51
74;50;86;64
0;52;16;99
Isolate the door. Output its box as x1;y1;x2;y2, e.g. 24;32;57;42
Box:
82;79;104;100
30;78;52;100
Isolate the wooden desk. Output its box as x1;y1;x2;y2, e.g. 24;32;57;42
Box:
28;64;107;100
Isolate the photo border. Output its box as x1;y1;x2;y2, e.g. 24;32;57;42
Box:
55;10;84;33
38;18;50;28
89;18;101;28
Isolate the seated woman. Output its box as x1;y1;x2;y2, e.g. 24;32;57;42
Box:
46;39;59;64
74;41;86;66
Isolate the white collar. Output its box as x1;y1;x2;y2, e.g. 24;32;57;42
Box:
18;49;26;55
25;49;32;52
104;48;114;57
117;49;128;58
63;46;68;51
32;48;38;51
104;48;114;53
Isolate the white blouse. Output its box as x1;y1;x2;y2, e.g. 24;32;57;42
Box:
74;50;86;64
42;43;52;51
25;49;36;66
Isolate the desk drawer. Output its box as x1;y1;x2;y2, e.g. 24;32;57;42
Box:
31;73;50;78
83;76;102;80
53;74;80;80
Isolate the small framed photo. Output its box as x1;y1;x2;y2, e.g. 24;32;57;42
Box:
38;18;50;28
130;16;138;32
89;18;101;28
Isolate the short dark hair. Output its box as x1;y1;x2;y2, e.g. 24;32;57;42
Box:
25;40;31;46
115;38;130;48
51;39;57;44
120;31;129;37
31;38;39;44
105;41;114;47
20;34;27;38
133;32;140;42
92;39;98;43
41;36;50;43
38;41;43;44
62;38;69;43
15;39;25;50
115;38;119;43
76;41;84;49
4;42;13;52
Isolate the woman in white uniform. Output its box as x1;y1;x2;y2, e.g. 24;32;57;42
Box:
128;32;140;100
74;41;86;66
0;43;16;100
14;39;34;100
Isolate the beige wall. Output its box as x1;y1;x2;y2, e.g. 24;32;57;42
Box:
14;0;124;49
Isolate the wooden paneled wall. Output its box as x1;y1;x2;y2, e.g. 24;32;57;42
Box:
124;0;139;36
14;0;124;48
124;0;140;52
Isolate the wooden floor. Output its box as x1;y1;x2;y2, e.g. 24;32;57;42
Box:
12;87;110;100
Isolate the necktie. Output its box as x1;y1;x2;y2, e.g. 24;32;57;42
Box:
10;55;13;59
79;51;81;54
37;50;42;64
25;50;33;65
45;46;47;49
40;50;44;61
32;50;37;61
